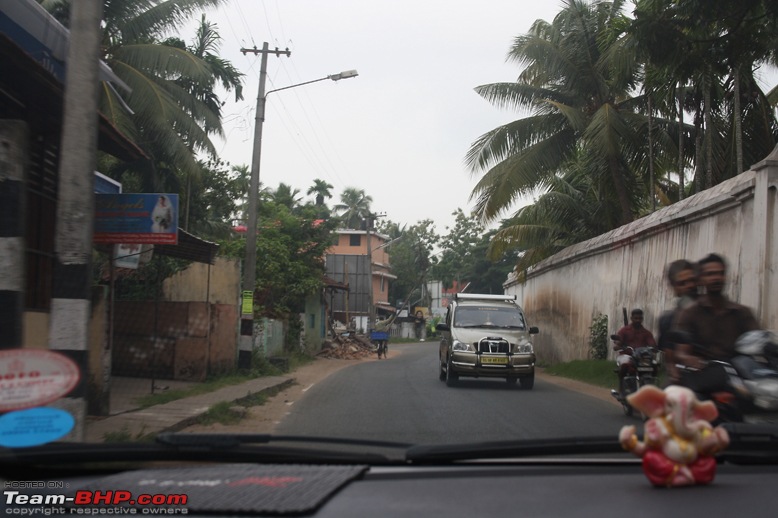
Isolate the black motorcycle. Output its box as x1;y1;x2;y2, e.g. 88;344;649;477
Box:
670;330;778;424
609;334;660;416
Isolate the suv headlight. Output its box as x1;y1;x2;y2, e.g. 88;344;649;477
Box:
452;340;473;352
515;339;533;354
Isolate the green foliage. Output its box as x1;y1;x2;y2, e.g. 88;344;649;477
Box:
588;313;610;360
180;160;249;240
103;255;191;302
220;198;338;319
333;187;373;229
433;209;483;286
379;219;439;305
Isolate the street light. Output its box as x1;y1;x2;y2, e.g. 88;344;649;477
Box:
238;54;358;368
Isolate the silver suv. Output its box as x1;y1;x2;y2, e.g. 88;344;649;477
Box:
436;294;538;389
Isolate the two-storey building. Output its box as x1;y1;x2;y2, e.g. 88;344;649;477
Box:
325;229;396;331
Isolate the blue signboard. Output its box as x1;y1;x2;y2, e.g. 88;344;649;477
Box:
94;193;179;245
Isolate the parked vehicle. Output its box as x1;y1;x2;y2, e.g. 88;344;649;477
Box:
609;335;660;416
436;293;538;389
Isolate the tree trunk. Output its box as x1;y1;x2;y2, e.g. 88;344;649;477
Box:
677;85;685;200
648;91;655;211
704;68;714;189
694;110;703;194
609;156;633;225
733;66;744;175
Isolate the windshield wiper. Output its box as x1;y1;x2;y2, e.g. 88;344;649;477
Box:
718;423;778;464
406;436;625;463
405;425;778;465
0;434;413;468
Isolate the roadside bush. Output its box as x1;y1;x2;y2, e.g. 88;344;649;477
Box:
588;313;609;360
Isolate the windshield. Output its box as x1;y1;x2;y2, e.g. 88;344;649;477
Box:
454;306;526;328
2;0;778;488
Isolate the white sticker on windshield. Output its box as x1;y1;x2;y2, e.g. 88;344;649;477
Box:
0;349;81;412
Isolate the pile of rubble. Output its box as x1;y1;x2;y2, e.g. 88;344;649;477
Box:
318;333;377;359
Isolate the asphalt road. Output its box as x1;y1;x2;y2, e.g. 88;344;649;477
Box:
276;342;637;444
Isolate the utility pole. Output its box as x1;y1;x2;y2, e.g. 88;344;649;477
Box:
238;43;290;370
366;212;385;329
49;0;103;440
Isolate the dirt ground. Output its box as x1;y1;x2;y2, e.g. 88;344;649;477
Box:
179;348;616;435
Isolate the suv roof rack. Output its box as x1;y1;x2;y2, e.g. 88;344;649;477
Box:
454;293;517;301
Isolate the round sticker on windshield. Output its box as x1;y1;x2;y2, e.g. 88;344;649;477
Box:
0;349;81;412
0;407;75;447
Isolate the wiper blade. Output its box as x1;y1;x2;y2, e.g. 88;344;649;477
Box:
156;433;412;450
0;434;413;467
719;423;778;464
406;436;624;463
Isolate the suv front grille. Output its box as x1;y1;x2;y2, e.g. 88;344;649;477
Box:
476;338;510;354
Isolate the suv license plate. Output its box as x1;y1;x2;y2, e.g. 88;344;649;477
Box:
481;357;508;365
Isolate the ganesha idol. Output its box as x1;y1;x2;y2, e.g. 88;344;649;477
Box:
619;385;730;487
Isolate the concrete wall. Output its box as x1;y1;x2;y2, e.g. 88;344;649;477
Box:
162;256;240;304
112;301;237;381
505;149;778;365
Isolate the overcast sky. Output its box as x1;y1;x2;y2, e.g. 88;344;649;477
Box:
192;1;775;234
184;0;571;233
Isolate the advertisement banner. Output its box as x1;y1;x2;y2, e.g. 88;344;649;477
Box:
94;194;178;245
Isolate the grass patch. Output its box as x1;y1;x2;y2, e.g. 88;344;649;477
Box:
196;401;245;426
102;425;153;443
133;354;304;409
194;380;294;426
543;359;616;389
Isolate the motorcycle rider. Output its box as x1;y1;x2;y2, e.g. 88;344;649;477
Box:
657;260;698;385
673;253;759;370
613;308;657;395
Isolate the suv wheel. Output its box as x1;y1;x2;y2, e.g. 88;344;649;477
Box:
445;356;458;387
520;374;534;390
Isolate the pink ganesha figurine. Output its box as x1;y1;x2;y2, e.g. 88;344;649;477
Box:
619;384;730;487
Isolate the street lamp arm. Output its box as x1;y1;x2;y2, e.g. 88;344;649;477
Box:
265;70;359;99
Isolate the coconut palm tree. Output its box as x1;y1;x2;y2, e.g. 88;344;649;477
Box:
631;0;778;188
272;183;302;210
307;179;334;206
467;0;657;228
487;155;619;280
41;0;242;181
333;188;373;229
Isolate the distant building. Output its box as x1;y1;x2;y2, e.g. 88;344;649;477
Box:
325;229;396;330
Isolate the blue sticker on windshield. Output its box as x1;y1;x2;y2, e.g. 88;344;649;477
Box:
0;407;75;447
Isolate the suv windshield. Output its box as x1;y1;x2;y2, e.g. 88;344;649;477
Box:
454;306;526;328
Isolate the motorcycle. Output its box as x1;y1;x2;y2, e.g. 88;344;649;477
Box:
609;334;660;417
671;330;778;424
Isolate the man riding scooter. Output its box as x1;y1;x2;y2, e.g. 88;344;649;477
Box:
613;308;657;397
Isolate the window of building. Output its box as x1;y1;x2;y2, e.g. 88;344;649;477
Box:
349;234;361;246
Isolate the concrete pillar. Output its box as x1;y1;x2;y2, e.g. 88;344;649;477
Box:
0;120;27;349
